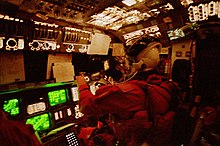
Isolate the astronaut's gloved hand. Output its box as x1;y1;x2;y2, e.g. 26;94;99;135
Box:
76;75;87;87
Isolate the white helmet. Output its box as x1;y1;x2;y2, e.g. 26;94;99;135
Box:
132;41;162;73
109;36;162;82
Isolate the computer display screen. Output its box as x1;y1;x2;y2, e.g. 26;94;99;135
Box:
3;98;20;116
26;113;51;131
48;89;67;107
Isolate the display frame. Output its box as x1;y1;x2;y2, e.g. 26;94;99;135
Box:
47;88;68;107
25;112;52;132
2;97;21;116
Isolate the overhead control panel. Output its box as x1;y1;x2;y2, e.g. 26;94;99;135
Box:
61;27;91;53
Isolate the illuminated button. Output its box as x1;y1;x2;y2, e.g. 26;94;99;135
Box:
59;110;63;118
67;108;72;116
54;112;59;120
18;39;24;50
0;37;4;48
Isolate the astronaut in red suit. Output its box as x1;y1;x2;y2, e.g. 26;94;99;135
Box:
76;38;181;146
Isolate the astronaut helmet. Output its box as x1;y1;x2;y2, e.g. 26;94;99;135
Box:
106;35;162;82
126;36;162;74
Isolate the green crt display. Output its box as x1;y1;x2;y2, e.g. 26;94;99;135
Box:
3;98;20;116
48;89;67;106
26;113;51;131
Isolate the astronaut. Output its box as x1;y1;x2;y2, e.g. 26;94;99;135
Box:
76;36;181;146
